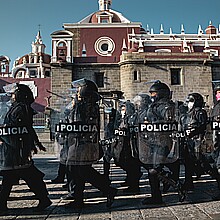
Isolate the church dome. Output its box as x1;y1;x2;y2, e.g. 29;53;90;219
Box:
90;10;121;23
16;53;51;65
79;9;131;24
205;21;217;34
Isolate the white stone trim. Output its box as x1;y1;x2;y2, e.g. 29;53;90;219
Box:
94;36;115;56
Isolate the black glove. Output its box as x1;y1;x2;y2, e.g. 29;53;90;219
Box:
32;147;38;154
36;142;47;152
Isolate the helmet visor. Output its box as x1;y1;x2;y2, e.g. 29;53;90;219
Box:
71;78;87;88
3;83;18;94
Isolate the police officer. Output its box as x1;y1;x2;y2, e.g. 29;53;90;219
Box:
141;81;180;205
65;79;117;208
117;101;142;193
0;83;51;212
211;84;220;168
210;84;220;200
181;93;208;190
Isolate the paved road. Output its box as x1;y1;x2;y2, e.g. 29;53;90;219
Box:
1;154;220;219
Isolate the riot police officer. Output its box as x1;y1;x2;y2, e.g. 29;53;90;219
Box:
211;84;220;168
181;93;209;190
210;84;220;200
117;101;142;193
65;79;117;208
0;83;51;212
141;81;180;205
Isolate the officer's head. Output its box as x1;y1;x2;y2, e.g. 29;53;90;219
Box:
185;93;204;110
214;84;220;101
13;84;35;105
149;81;171;102
74;79;100;102
3;83;34;105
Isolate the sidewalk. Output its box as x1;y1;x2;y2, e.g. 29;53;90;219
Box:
1;154;220;219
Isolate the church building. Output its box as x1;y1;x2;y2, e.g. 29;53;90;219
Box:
49;0;220;109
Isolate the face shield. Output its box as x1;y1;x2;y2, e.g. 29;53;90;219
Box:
3;83;18;94
71;78;87;100
133;93;151;110
3;83;19;104
71;78;87;88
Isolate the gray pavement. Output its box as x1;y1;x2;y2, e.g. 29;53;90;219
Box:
1;154;220;219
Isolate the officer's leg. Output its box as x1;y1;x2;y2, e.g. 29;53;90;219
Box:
61;165;76;200
183;146;195;190
142;168;163;205
124;157;142;192
65;165;85;207
81;165;117;207
20;165;51;210
0;170;15;210
163;160;180;192
103;156;111;183
200;154;220;189
51;162;66;183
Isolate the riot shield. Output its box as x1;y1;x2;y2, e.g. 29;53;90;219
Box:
55;80;102;164
129;93;151;158
137;100;180;165
49;88;76;162
100;99;121;163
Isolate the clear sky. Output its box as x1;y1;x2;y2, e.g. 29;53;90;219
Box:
0;0;219;68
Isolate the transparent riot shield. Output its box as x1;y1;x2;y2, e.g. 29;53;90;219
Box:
49;88;76;161
112;100;136;162
100;98;121;163
55;80;102;164
129;93;152;158
137;99;180;165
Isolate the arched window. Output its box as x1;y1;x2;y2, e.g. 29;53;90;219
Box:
57;42;67;62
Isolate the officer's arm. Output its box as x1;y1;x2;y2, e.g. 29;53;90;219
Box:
187;110;207;138
163;105;175;121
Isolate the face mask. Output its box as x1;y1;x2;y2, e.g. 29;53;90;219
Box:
150;96;157;103
187;101;194;110
216;93;220;101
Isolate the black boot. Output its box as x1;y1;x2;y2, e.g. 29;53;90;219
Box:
106;188;117;208
34;197;52;211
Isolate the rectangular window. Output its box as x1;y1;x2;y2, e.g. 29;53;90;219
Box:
133;70;141;82
101;18;109;23
95;72;104;88
170;68;181;85
30;70;37;78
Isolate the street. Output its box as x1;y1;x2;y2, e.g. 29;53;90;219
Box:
1;154;220;219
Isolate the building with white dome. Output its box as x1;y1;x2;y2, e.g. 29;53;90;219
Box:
49;0;220;109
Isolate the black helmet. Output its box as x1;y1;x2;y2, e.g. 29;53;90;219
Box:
72;78;100;102
79;79;98;98
149;81;171;100
214;84;220;94
186;93;204;108
14;84;35;104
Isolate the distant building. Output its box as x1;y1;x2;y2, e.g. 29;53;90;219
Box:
49;0;220;109
0;31;51;114
0;55;10;77
11;31;51;78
